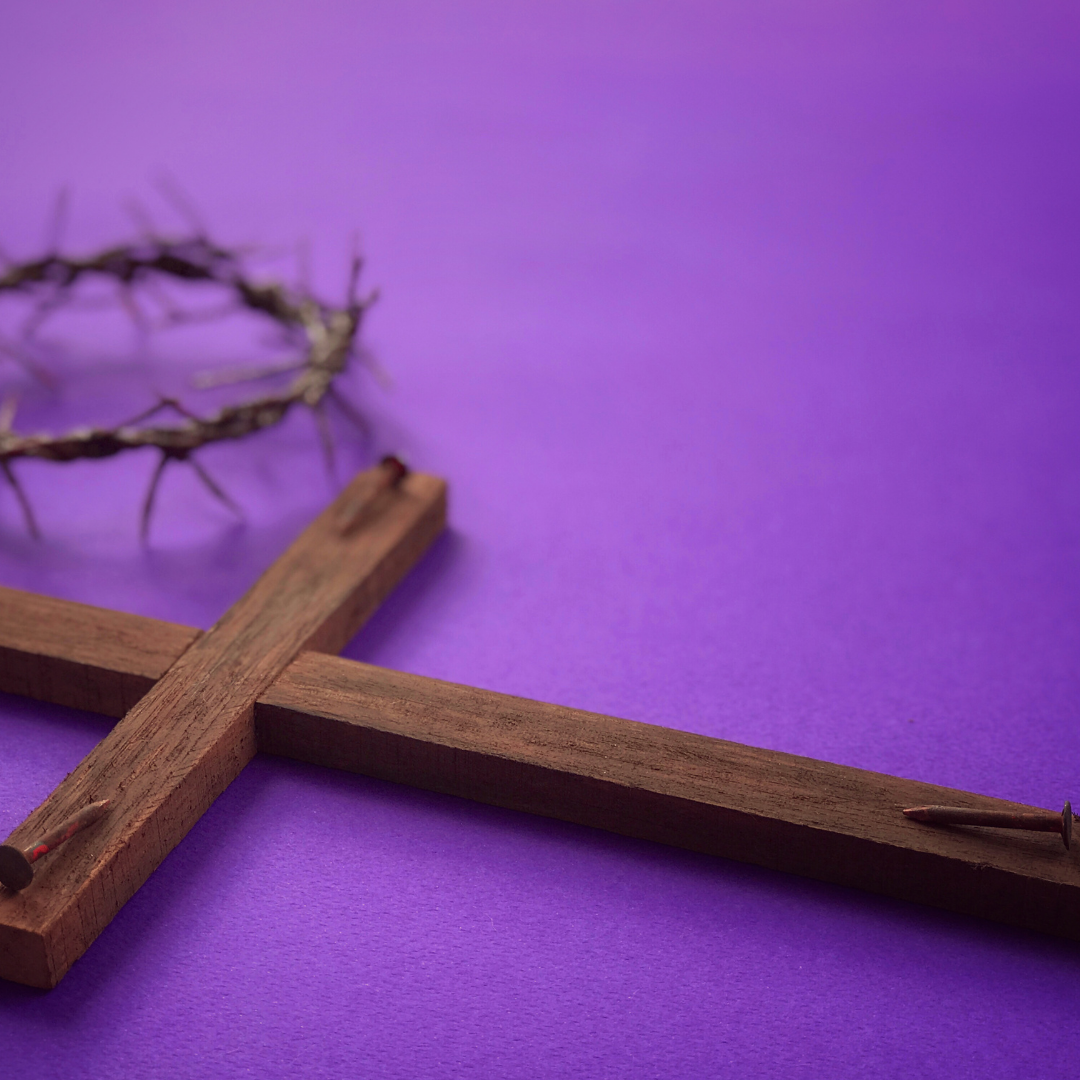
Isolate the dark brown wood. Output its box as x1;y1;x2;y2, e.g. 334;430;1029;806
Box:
256;652;1080;942
0;586;201;718
0;466;446;988
2;493;1078;985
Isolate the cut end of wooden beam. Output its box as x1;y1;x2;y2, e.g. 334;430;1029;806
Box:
0;922;54;990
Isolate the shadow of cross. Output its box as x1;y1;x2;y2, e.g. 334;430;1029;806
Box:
1;463;1078;988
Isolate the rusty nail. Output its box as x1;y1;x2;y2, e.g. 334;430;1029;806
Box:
903;800;1073;849
0;799;112;891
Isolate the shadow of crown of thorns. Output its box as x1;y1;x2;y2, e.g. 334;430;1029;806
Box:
0;207;378;541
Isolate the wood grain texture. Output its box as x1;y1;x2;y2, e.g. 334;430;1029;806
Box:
0;586;200;718
3;506;1077;985
0;468;446;988
257;652;1080;941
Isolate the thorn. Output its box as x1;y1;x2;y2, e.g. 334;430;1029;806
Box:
0;395;18;434
191;359;303;390
152;174;207;237
117;283;150;335
188;456;244;519
327;386;370;439
312;402;337;481
157;396;200;421
46;187;70;254
140;453;170;542
121;396;199;428
147;295;239;329
21;291;67;342
355;343;393;391
123;196;158;240
346;233;363;307
359;285;380;314
295;237;311;296
0;334;55;388
1;459;40;539
135;275;181;324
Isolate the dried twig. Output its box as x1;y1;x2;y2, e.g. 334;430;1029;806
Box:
0;233;375;538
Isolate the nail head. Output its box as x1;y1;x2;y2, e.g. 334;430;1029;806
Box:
0;845;33;891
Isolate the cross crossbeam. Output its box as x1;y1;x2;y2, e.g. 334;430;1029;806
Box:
1;465;1077;988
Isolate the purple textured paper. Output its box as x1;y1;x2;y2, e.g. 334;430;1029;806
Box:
1;3;1079;1076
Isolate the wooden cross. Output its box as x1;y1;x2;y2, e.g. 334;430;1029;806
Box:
0;462;1076;988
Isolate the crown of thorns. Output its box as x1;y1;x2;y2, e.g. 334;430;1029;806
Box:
0;233;374;539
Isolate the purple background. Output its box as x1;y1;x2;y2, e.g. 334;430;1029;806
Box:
1;2;1079;1076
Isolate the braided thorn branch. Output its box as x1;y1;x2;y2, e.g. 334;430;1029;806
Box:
0;233;376;539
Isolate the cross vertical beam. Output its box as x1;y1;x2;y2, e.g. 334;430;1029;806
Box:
0;465;446;988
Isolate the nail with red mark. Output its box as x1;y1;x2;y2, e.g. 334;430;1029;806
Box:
903;800;1073;849
0;799;112;891
335;455;409;535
